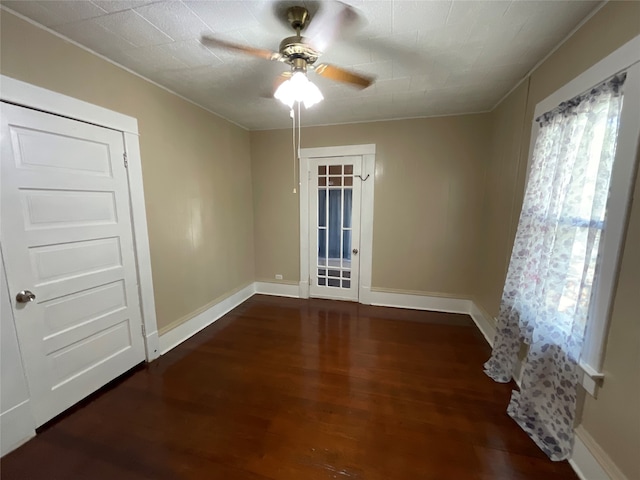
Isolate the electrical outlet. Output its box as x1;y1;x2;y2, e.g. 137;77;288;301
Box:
275;274;283;280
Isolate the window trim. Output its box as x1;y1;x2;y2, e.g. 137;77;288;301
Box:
525;35;640;395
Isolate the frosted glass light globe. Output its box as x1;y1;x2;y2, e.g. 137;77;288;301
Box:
274;71;324;109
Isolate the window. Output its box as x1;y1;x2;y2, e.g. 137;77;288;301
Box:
519;73;626;355
526;38;640;392
483;40;639;459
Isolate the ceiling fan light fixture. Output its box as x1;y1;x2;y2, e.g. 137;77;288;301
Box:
274;71;324;109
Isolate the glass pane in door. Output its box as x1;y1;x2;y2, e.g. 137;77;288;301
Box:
316;161;354;288
328;190;342;266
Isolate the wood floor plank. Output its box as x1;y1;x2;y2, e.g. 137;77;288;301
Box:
1;295;577;479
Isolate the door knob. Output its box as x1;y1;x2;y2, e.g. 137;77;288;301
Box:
352;248;359;255
16;290;36;303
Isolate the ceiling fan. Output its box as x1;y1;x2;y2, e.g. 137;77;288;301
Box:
200;2;375;108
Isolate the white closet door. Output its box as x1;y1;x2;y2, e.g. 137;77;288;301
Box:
1;103;145;427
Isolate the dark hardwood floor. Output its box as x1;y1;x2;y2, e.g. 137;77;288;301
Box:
1;295;577;479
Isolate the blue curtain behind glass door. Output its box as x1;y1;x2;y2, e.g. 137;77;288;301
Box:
318;189;352;260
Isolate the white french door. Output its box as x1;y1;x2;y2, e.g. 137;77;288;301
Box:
1;103;146;427
309;156;362;301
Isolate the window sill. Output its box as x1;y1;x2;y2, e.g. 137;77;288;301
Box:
579;361;604;397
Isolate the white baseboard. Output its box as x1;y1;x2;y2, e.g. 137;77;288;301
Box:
570;425;629;480
156;286;503;370
157;284;487;358
570;429;610;480
158;283;255;355
1;400;35;457
368;289;472;314
254;281;300;298
469;302;497;347
255;282;479;319
256;283;476;321
144;330;160;362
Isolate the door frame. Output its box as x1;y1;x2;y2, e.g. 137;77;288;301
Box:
299;144;375;304
0;75;160;362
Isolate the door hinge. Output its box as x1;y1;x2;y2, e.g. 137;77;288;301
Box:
308;170;311;180
123;152;128;168
141;323;146;336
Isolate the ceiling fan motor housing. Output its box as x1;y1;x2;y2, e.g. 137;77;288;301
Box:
279;37;320;67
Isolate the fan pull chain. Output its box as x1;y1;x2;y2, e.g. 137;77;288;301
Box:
291;101;303;194
297;101;301;192
291;107;296;194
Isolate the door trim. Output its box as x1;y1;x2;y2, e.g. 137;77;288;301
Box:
299;144;375;304
0;75;159;361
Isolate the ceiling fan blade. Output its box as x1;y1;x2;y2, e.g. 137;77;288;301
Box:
314;64;374;89
200;35;281;61
304;1;362;52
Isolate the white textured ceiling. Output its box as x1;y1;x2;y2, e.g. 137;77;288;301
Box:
2;0;601;130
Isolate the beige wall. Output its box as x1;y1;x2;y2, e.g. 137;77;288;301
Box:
251;115;491;297
475;79;529;316
474;2;640;477
3;2;638;475
0;11;255;333
581;158;640;479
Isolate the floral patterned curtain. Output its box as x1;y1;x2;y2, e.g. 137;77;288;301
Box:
484;73;627;461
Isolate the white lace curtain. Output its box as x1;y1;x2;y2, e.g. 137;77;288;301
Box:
484;73;627;460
